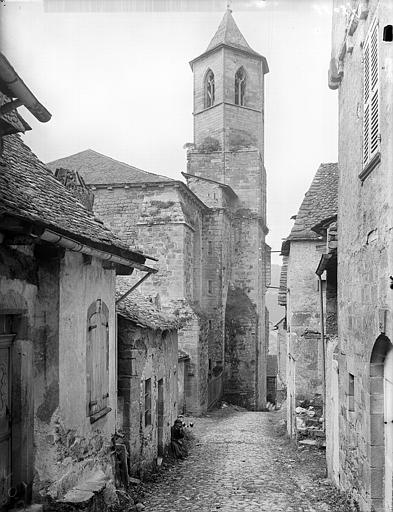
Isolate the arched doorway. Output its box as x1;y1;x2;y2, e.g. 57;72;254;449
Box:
370;335;393;512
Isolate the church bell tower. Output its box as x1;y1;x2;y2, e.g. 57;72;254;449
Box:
186;9;270;411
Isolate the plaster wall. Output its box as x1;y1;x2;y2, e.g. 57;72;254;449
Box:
286;240;324;400
0;246;118;502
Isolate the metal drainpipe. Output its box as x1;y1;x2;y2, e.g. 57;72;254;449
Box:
0;52;52;122
318;274;326;433
115;271;154;305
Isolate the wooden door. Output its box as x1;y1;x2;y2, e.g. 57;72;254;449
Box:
157;379;164;456
384;349;393;512
0;333;13;509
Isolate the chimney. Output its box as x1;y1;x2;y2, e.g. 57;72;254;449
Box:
54;167;94;211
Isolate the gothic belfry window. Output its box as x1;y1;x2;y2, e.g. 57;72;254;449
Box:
235;67;246;106
204;69;215;108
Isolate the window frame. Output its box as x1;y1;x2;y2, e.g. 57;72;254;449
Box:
348;373;355;412
360;15;381;179
235;66;247;106
204;69;215;109
144;377;152;427
86;299;111;423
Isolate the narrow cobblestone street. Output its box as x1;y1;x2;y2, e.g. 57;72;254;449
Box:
142;407;350;512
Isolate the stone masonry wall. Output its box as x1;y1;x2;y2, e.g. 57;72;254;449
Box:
117;317;178;475
287;240;325;400
334;2;393;509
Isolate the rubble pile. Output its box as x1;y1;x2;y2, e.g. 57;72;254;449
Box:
295;396;325;447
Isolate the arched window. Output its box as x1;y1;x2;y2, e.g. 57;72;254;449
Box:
204;69;215;108
235;67;246;106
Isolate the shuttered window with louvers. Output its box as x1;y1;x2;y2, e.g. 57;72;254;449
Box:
363;17;380;171
86;299;110;422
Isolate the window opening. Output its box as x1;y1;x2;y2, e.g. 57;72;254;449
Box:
144;378;152;426
208;280;213;294
348;373;355;412
383;25;393;42
235;67;246;106
207;241;213;255
204;69;215;108
363;17;380;171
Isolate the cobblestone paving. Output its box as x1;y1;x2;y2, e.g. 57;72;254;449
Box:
142;409;343;512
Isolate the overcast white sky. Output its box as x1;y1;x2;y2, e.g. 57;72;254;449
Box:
1;0;338;264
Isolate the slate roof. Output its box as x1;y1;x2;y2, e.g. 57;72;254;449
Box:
287;163;338;242
116;283;178;331
47;149;173;186
206;9;261;57
0;134;147;265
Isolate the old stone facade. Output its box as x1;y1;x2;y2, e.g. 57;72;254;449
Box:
328;1;393;510
0;71;155;509
48;9;270;414
116;286;178;476
279;163;338;437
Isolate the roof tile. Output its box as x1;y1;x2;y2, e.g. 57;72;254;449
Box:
47;149;173;185
288;163;338;241
0;134;145;260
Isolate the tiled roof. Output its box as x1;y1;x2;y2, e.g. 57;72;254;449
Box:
116;282;178;331
288;163;338;242
47;149;173;186
0;134;146;264
278;256;288;307
206;10;261;57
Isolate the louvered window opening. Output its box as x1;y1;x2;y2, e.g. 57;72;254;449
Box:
363;17;380;169
235;67;246;106
204;69;215;109
86;299;110;421
144;378;152;426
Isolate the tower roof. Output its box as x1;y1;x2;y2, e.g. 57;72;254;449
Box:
206;9;259;56
190;9;268;72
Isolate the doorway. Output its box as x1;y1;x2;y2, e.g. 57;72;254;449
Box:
0;316;14;509
384;348;393;512
157;379;164;457
370;335;393;512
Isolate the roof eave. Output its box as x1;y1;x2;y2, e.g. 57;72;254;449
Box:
189;44;268;74
0;212;157;272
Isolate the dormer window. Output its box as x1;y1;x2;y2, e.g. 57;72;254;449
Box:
204;69;215;108
235;67;246;106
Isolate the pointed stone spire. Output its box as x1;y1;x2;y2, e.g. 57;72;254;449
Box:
205;8;259;56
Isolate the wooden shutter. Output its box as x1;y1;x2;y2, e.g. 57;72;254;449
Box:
86;300;109;418
363;17;380;168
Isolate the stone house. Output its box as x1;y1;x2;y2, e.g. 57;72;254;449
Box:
0;56;156;509
116;285;178;476
279;163;338;437
328;1;393;510
48;8;271;414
